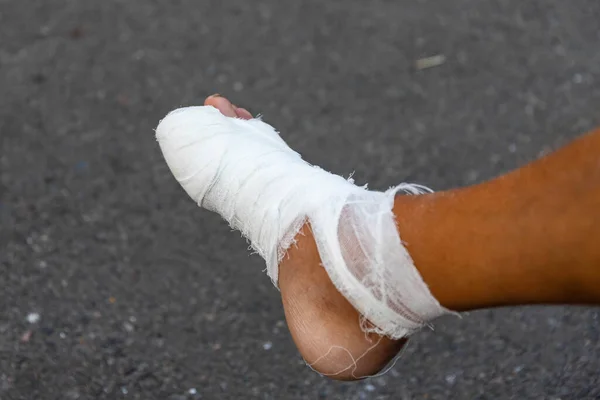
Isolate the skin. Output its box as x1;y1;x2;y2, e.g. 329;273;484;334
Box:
204;94;600;380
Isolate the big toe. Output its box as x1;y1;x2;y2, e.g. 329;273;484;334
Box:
204;94;253;120
204;94;236;117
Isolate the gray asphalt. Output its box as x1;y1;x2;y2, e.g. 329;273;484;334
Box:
1;1;600;399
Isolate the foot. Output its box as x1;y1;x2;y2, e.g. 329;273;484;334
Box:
204;95;407;380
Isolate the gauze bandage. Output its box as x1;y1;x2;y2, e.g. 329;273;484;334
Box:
156;106;450;339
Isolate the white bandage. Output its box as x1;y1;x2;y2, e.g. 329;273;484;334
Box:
156;106;450;339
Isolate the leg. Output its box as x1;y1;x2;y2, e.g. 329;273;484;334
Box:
397;128;600;311
196;96;600;379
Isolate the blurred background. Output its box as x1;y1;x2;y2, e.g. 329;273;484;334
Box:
1;1;600;399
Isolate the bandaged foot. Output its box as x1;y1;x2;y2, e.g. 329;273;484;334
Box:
156;95;451;379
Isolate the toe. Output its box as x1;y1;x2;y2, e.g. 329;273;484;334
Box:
235;107;253;120
204;94;237;118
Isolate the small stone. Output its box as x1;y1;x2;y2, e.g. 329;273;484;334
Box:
123;322;134;333
189;388;197;395
445;374;457;385
26;312;40;324
364;383;376;392
60;332;67;339
513;365;524;374
508;143;517;153
262;341;273;350
416;54;446;70
121;387;128;395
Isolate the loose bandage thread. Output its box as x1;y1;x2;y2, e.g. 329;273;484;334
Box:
156;106;451;339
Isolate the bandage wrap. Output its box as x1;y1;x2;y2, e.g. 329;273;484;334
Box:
156;106;449;339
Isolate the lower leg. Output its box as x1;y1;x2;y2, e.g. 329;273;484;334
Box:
396;128;600;311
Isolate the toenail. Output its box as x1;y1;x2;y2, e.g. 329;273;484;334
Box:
209;93;221;98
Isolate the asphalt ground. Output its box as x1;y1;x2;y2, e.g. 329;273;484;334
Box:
1;1;600;399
